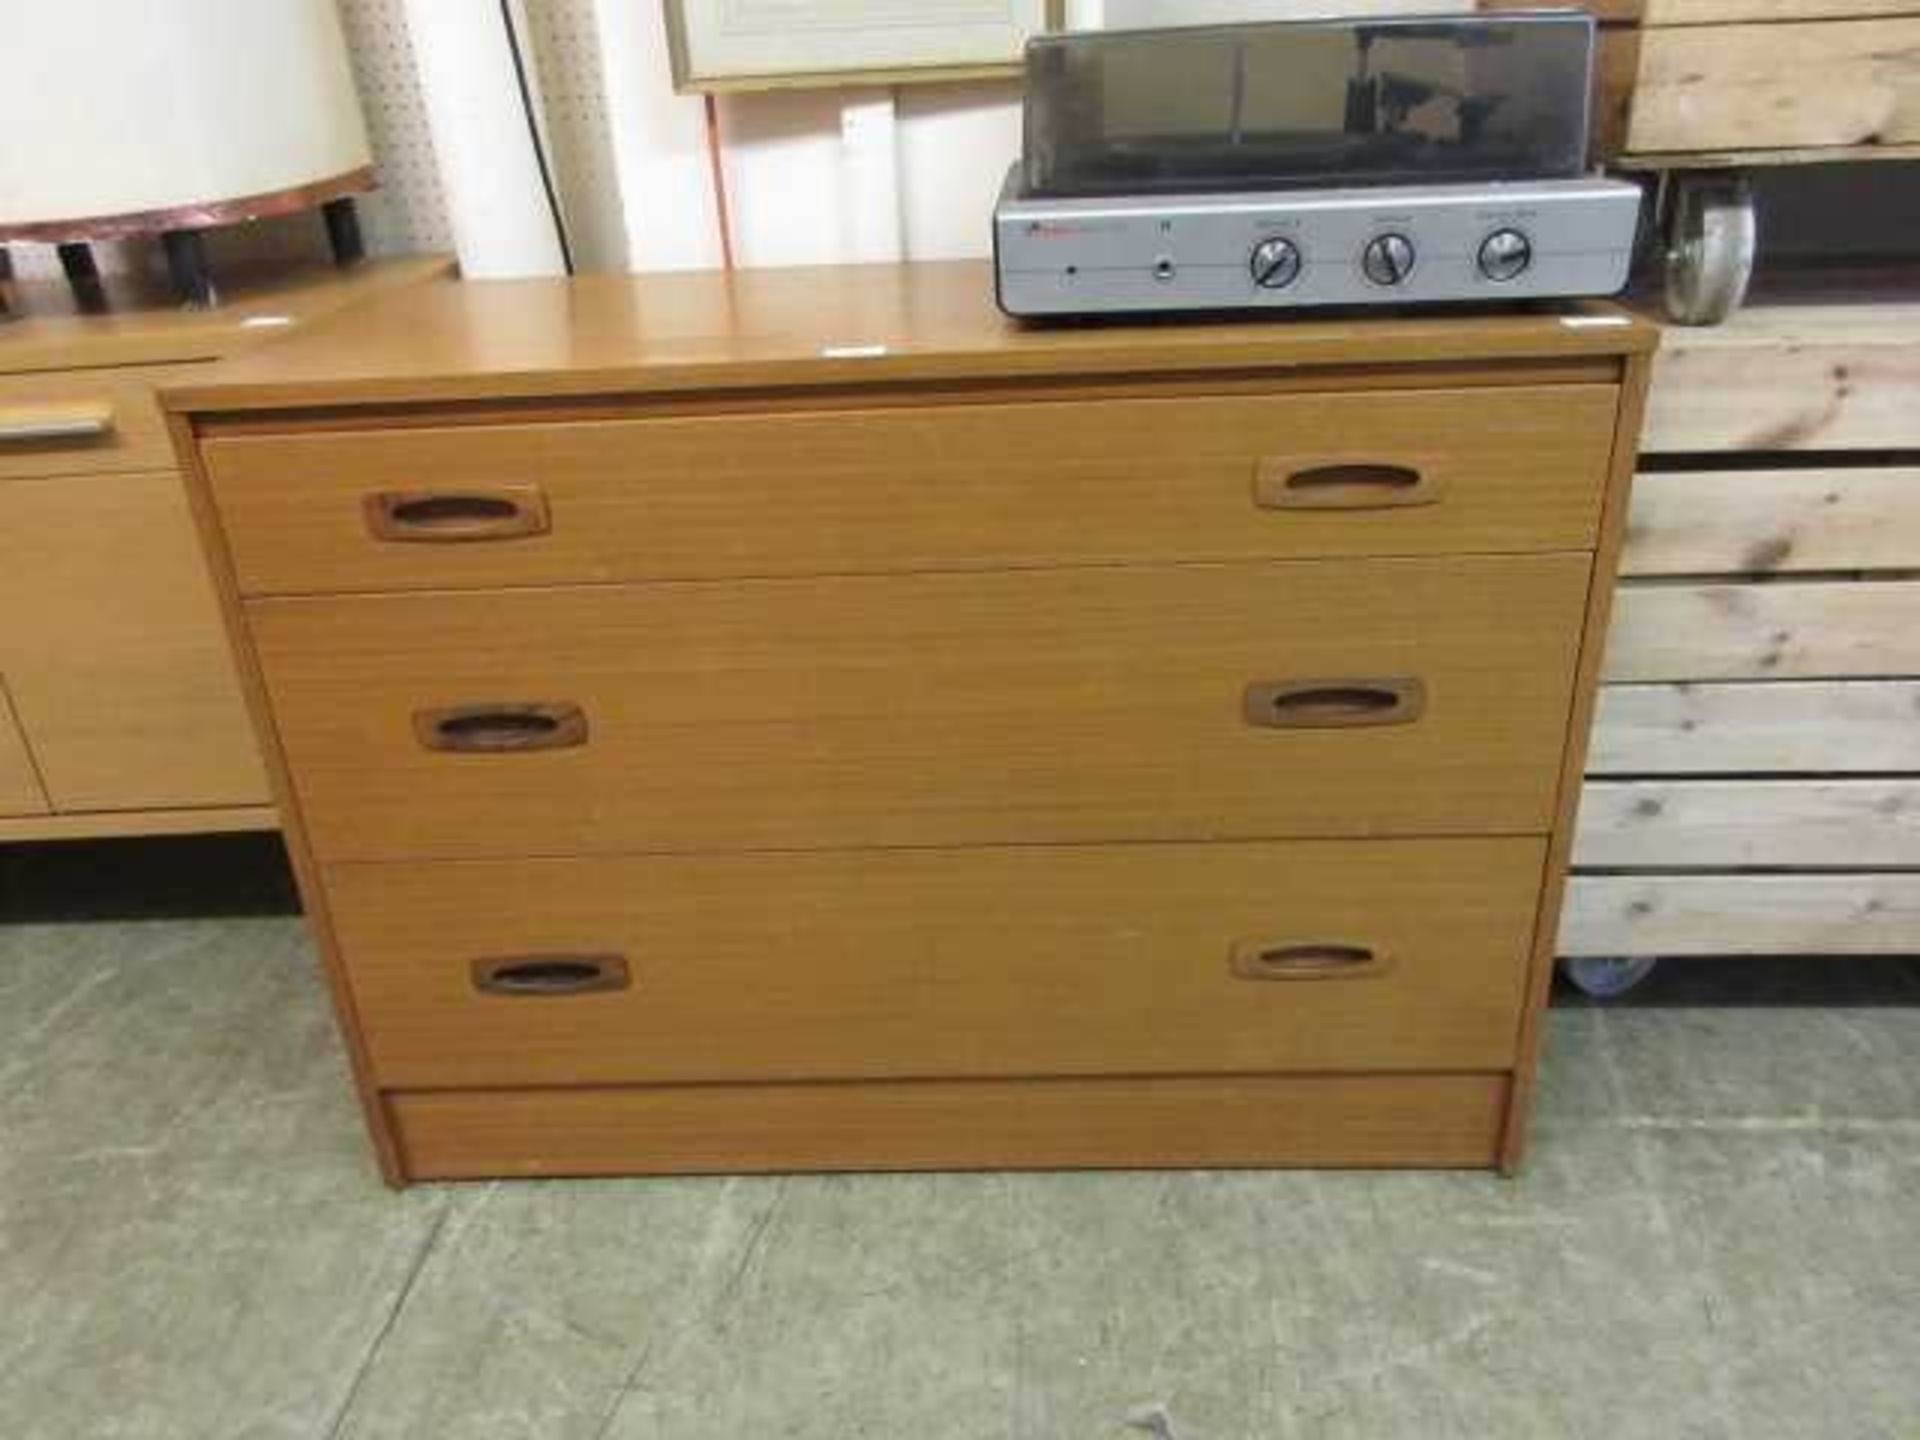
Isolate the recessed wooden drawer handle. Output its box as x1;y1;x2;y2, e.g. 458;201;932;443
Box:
366;485;550;542
472;953;629;996
0;401;115;443
414;701;588;752
1254;461;1440;510
1243;677;1425;729
1230;940;1392;981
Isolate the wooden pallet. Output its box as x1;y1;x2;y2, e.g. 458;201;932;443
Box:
1483;1;1920;165
1562;269;1920;959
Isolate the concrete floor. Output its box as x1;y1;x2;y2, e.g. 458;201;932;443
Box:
2;844;1917;1439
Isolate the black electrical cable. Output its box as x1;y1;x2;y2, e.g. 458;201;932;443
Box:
499;0;575;275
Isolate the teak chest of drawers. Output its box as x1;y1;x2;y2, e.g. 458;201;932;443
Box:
0;257;447;842
164;262;1655;1184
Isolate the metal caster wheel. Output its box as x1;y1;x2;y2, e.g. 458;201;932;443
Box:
1662;173;1755;326
1560;954;1660;999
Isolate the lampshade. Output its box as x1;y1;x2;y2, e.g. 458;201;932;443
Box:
0;0;373;238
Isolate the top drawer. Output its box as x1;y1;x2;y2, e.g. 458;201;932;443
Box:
203;384;1619;595
0;366;185;479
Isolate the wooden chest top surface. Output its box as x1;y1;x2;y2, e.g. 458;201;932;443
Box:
160;260;1655;415
0;256;452;376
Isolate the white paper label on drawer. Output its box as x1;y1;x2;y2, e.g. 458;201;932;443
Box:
821;343;890;358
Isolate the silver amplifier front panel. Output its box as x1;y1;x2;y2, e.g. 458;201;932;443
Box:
994;175;1641;317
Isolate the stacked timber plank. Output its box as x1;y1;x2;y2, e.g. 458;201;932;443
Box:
1563;272;1920;959
1481;0;1920;165
1627;2;1920;164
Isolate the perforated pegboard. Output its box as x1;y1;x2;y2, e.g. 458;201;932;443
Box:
336;0;627;270
523;0;629;271
335;0;453;257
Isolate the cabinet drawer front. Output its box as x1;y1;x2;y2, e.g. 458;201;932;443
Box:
205;386;1617;595
0;680;48;816
330;836;1546;1087
251;554;1589;861
0;367;185;479
391;1073;1510;1178
0;472;269;810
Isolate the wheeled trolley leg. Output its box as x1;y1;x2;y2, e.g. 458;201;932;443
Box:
1559;954;1661;999
163;228;217;308
1662;172;1756;325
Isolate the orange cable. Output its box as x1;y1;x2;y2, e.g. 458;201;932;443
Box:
703;93;735;270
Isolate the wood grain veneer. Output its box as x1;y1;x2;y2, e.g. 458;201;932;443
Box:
0;255;453;375
157;261;1654;416
0;366;189;479
391;1073;1512;1179
0;804;275;842
248;554;1590;863
0;471;269;810
163;262;1653;1182
202;385;1616;595
326;836;1547;1088
0;679;47;816
0;257;451;846
1499;350;1651;1171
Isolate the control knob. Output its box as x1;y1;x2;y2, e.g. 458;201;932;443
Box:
1249;236;1302;290
1478;228;1533;283
1361;232;1416;287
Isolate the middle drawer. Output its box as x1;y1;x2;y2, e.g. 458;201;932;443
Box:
327;835;1547;1087
250;554;1590;862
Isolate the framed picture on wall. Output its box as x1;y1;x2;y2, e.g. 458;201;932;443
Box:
665;0;1065;92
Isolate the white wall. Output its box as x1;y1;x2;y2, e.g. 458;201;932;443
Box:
897;83;1024;261
472;0;1442;273
352;0;1024;274
587;0;721;270
336;0;1017;274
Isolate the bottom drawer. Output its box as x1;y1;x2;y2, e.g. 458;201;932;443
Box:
329;836;1547;1088
390;1072;1511;1179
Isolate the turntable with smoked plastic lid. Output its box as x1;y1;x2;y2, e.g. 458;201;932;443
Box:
994;10;1642;317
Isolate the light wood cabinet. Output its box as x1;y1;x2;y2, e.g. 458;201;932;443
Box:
201;385;1618;593
166;261;1654;1182
0;680;48;816
0;365;185;479
328;838;1550;1089
0;472;265;811
0;256;449;841
247;554;1589;861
